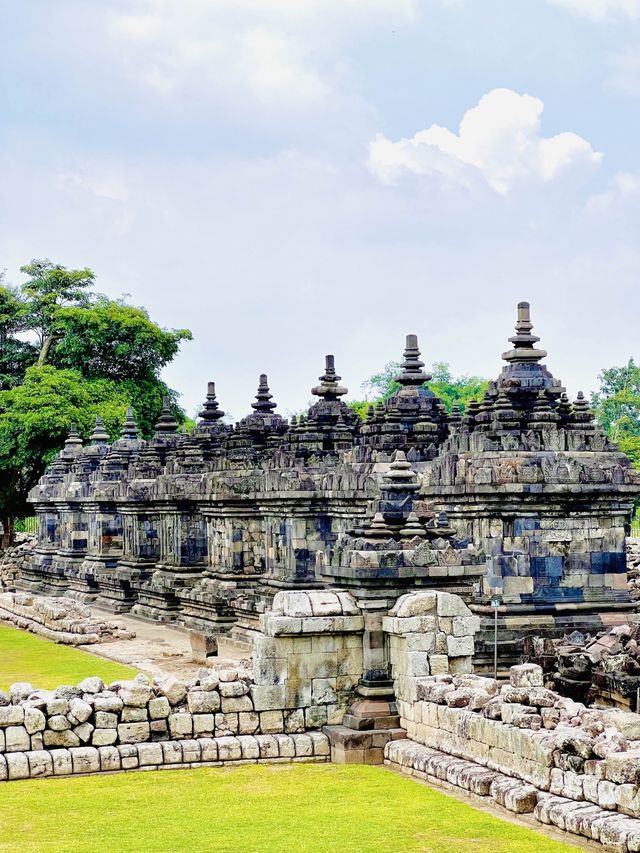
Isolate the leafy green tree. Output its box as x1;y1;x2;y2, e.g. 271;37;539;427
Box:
0;260;192;544
19;259;95;365
351;361;489;419
52;298;191;382
592;358;640;467
0;280;37;389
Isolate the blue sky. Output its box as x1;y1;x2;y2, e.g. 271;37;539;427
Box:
1;0;639;419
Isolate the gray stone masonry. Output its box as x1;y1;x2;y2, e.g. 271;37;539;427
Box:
21;302;640;670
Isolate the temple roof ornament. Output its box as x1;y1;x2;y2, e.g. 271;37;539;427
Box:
311;355;348;401
64;423;83;448
154;397;179;434
198;381;225;422
501;301;548;364
89;415;110;445
120;407;139;440
251;374;278;414
394;334;432;386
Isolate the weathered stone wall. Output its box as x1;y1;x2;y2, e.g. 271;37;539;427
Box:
0;592;134;645
383;591;479;707
252;590;364;728
0;534;35;591
386;662;640;850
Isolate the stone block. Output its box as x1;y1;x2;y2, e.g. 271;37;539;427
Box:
187;691;220;714
509;664;544;688
157;676;188;706
217;736;242;761
181;739;201;763
161;741;183;764
93;693;123;714
92;728;117;746
193;714;214;735
238;712;260;735
119;682;153;708
6;752;29;780
27;750;53;778
5;726;30;752
121;707;148;723
98;746;121;772
149;696;171;720
117;722;151;744
237;735;260;759
0;706;24;727
260;711;284;733
446;635;474;657
67;698;92;725
73;722;94;743
24;707;46;735
70;747;100;774
221;696;253;714
95;711;118;729
168;714;193;739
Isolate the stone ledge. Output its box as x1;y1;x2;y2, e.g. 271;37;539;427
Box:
385;739;640;852
0;733;331;782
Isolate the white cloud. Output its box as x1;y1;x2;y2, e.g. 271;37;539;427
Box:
109;0;416;106
547;0;640;20
608;44;640;95
367;88;602;194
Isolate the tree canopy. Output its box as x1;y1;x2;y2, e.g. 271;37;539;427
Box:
592;358;640;468
350;360;489;419
0;259;192;539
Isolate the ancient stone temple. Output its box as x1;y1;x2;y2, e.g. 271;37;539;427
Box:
23;302;640;676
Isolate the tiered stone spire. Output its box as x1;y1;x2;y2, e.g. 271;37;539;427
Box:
251;374;277;413
120;408;139;440
198;382;225;422
64;423;83;448
89;416;109;445
155;397;179;434
311;355;348;401
394;334;432;386
501;301;547;364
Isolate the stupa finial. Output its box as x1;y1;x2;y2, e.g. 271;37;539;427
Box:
199;381;225;422
251;374;277;413
64;423;83;448
501;301;548;364
120;407;138;440
394;334;431;386
311;355;348;400
155;397;179;434
89;415;109;445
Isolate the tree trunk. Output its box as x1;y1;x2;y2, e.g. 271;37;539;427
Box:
1;514;13;549
37;333;57;366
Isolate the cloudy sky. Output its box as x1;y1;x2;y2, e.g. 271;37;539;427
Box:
1;0;639;420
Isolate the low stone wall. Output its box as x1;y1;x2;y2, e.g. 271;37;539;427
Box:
0;535;35;591
0;592;134;645
385;662;640;851
1;733;330;781
0;668;331;782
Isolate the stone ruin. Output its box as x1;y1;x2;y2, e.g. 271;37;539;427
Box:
20;301;640;672
4;299;640;848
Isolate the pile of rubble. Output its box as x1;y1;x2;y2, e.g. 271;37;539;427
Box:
627;538;640;601
525;624;640;710
0;592;135;645
389;664;640;851
0;534;35;591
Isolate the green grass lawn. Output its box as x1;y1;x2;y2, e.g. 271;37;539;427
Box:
0;764;582;853
0;623;136;692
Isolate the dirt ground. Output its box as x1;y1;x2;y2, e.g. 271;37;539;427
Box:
79;606;247;681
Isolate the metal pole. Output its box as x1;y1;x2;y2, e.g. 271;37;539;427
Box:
494;604;498;682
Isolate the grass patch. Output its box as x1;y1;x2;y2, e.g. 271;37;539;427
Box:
0;764;582;853
0;623;136;692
